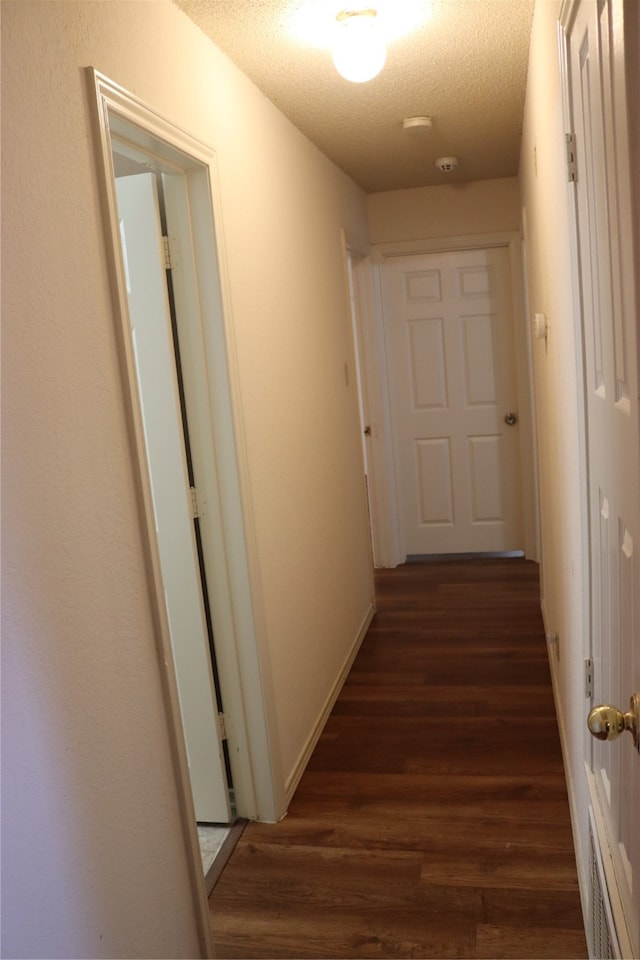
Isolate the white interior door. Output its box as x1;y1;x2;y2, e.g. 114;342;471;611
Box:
115;172;231;823
384;246;523;556
567;0;640;953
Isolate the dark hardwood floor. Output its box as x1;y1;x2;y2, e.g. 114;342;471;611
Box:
209;559;587;959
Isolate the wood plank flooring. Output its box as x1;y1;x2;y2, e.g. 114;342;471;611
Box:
209;559;587;959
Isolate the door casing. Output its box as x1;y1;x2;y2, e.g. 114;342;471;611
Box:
88;66;286;955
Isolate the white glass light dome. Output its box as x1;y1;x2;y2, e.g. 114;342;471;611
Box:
332;9;387;83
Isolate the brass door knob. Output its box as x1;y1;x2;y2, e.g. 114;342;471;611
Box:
587;695;640;750
504;412;518;426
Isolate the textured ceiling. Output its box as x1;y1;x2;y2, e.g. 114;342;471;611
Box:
173;0;534;193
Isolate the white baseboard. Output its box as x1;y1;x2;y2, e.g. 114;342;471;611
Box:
284;602;376;803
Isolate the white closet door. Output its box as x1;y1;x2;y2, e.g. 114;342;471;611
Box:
116;172;231;823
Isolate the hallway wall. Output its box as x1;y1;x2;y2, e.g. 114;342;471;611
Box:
367;177;521;243
1;1;373;956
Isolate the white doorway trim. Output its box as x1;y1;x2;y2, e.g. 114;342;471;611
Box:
88;67;284;953
341;229;393;567
364;232;537;566
343;236;404;567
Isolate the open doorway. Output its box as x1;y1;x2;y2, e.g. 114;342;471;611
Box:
88;70;283;907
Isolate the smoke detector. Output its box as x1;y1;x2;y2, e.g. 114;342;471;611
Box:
435;156;458;172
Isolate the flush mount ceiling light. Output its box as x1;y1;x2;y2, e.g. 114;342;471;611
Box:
332;8;387;83
402;116;433;132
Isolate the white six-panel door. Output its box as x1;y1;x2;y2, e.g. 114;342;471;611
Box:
566;0;640;953
384;246;523;556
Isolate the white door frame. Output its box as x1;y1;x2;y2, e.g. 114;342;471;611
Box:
88;68;285;953
360;232;537;566
340;229;390;567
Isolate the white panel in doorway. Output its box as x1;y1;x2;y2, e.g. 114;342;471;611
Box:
115;172;231;823
468;436;503;522
405;270;441;302
408;318;447;409
462;314;497;405
416;438;454;525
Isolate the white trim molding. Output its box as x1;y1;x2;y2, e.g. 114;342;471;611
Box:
86;70;286;956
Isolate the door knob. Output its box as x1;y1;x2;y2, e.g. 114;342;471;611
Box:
504;412;518;426
587;695;640;750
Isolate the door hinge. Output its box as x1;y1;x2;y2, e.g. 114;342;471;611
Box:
566;133;578;182
585;657;594;699
189;486;199;519
162;235;172;269
216;713;228;741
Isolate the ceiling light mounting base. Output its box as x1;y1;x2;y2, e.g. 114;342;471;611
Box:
336;8;378;23
403;116;433;131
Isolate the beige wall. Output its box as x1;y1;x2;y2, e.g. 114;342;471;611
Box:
519;0;590;911
1;1;373;956
367;177;521;243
